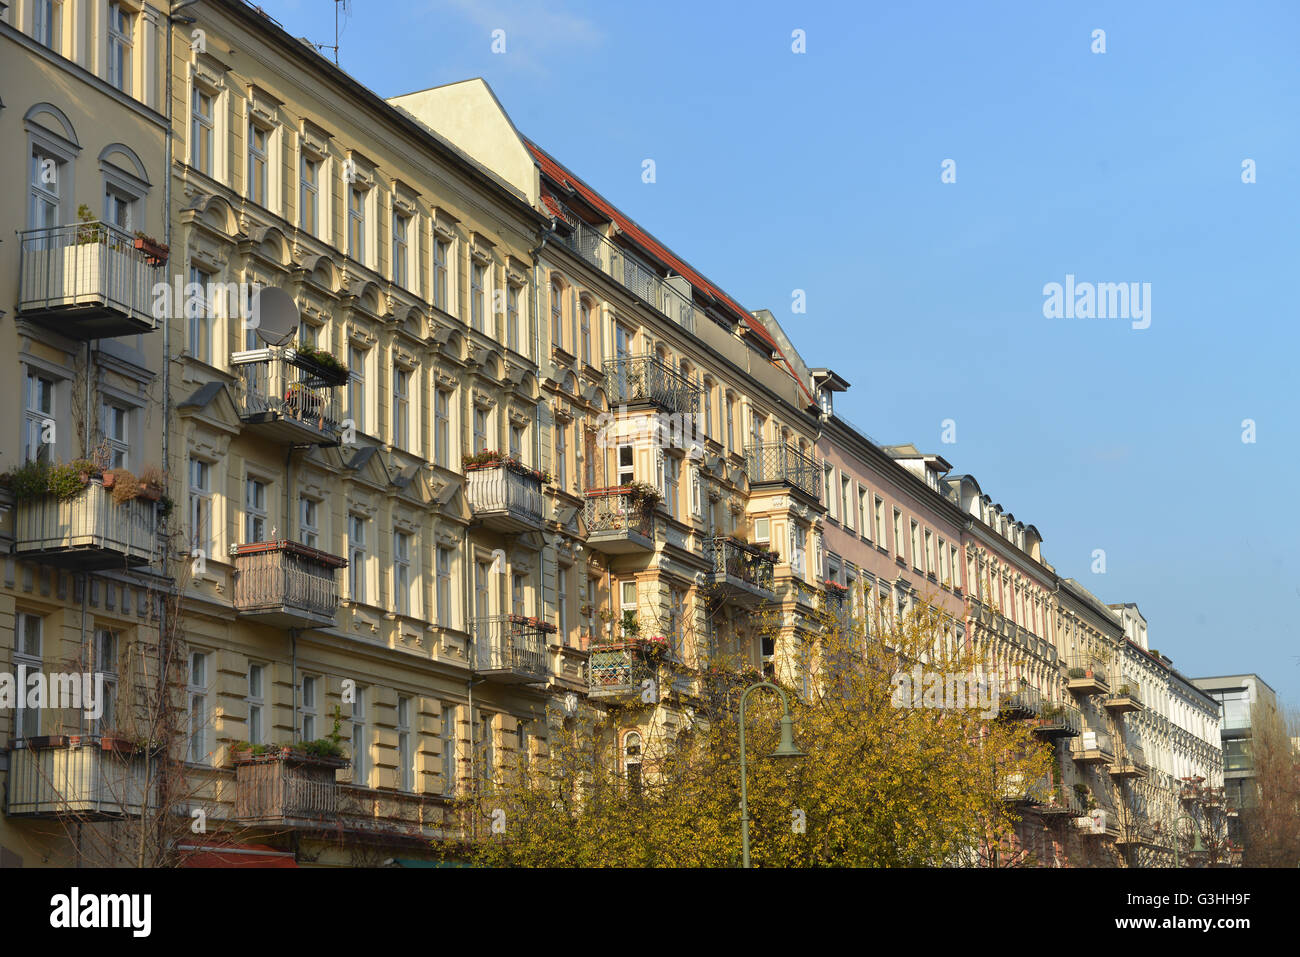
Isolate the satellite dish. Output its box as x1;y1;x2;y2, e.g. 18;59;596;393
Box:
250;286;299;347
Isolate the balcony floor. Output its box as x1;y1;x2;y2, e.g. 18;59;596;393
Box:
240;412;339;446
586;528;655;554
236;605;338;629
20;303;156;340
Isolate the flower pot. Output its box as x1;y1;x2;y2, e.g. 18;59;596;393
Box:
137;483;162;502
100;736;137;754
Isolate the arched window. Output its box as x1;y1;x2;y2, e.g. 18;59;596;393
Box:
623;731;642;794
550;277;565;349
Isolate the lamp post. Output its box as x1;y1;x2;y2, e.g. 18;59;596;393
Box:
1173;814;1204;868
738;681;805;868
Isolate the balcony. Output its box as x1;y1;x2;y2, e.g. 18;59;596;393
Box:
1031;702;1082;738
17;221;163;339
1066;657;1109;696
335;785;451;842
231;540;347;628
1179;778;1206;802
465;461;545;532
1070;730;1114;764
999;685;1043;720
744;443;822;502
14;478;157;570
5;736;156;819
583;487;655;553
1115;819;1158;849
1000;771;1052;806
1104;678;1143;715
1074;808;1119;838
472;615;551;684
587;641;656;701
703;537;776;604
1040;787;1085;818
603;354;701;416
230;347;345;446
233;749;346;825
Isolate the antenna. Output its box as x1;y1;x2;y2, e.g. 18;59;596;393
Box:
311;0;350;65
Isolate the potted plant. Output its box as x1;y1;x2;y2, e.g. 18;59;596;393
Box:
1067;667;1086;679
133;230;169;265
291;343;350;385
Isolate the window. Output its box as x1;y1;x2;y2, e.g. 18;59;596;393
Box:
479;713;495;788
790;524;807;576
189;457;212;557
620;581;638;638
754;517;770;544
392;367;409;448
352;687;368;785
951;545;962;590
550;280;563;347
617;444;634;485
30;148;61;229
299;496;319;548
858;488;870;540
663;455;680;520
875;497;886;547
509;423;524;461
348;514;367;603
441;705;457;795
246;663;265;746
725;396;735;452
511;572;527;616
939;537;949;585
24;370;55;463
911;521;922;570
188;265;215;363
558;567;568;644
473;406;489;454
104;184;134;231
392;212;409;287
397;696;414;792
580;299;592;365
348;187;366;261
434;388;451;467
247;121;268;205
556;421;568;490
437;546;453;627
188;652;209;764
925;530;935;576
584;576;598;638
841;476;853;529
893;509;905;560
624;732;643;795
433;238;449;311
34;0;62;51
394;531;411;616
299;155;318;233
106;3;134;92
348;345;366;432
471;263;487;332
94;630;118;735
245;476;268;544
15;614;43;740
823;465;836;519
750;410;764;451
517;721;530;774
300;674;318;741
507;285;520;352
191;87;214;175
669;587;685;656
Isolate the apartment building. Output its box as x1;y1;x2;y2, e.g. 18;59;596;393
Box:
1192;672;1279;850
0;0;171;868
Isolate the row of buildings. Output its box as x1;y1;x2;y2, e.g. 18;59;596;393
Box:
0;0;1263;867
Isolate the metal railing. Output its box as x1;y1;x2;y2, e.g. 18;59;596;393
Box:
465;465;545;523
472;616;549;678
6;737;155;817
1116;738;1147;768
1109;677;1142;704
1001;684;1044;717
551;208;696;333
744;442;822;500
17;221;162;331
230;347;343;436
603;354;701;415
1071;729;1114;758
583;487;655;539
1066;656;1109;687
1035;701;1083;735
703;537;776;594
14;480;157;565
588;642;655;696
231;540;346;621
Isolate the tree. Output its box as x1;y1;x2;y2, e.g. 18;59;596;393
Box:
1241;702;1300;867
450;596;1053;866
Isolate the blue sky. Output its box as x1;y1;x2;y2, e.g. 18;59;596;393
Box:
265;0;1300;708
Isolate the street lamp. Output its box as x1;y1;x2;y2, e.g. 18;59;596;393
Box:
1173;814;1204;868
738;680;805;868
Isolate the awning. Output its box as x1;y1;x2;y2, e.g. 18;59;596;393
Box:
177;842;298;868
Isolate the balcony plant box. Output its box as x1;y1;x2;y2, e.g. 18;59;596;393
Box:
99;735;139;755
288;346;350;386
132;233;169;266
26;735;70;750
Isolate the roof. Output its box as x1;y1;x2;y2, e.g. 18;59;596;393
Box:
525;139;816;406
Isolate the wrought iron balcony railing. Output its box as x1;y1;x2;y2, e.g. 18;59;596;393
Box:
703;537;776;599
1033;701;1083;737
1000;684;1044;719
231;540;347;627
472;615;550;683
744;442;822;501
583;487;655;550
1105;677;1143;713
5;736;156;819
1066;656;1109;694
1071;729;1114;763
603;354;701;416
230;347;344;444
587;641;655;699
466;463;545;530
17;221;163;338
14;479;157;570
